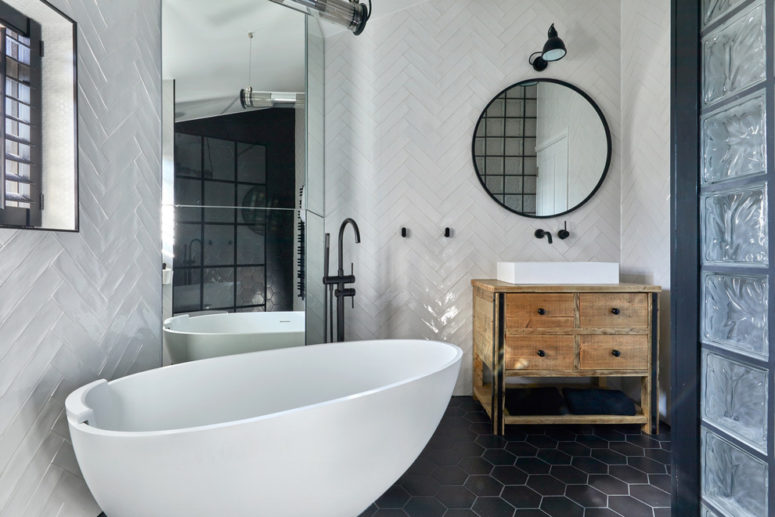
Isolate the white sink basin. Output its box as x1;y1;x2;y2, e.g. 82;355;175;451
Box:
496;262;619;285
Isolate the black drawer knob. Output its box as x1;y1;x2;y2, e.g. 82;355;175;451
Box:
612;349;621;357
537;350;546;357
611;308;620;315
537;308;546;315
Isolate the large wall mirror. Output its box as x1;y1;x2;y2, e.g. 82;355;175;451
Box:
472;79;611;218
161;0;326;359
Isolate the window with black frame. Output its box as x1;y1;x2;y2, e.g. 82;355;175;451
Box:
0;2;41;228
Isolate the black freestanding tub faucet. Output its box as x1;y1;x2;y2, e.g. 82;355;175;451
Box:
323;218;361;342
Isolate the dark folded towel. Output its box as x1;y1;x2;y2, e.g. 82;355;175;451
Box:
563;388;636;416
505;387;568;415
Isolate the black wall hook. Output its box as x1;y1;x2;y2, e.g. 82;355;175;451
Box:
401;227;408;238
444;227;452;238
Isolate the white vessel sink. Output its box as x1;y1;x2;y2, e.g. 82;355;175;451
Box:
497;262;619;285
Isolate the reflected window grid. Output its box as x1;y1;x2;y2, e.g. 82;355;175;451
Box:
476;86;537;215
173;133;269;313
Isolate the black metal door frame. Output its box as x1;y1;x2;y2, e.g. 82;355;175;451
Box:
670;1;700;515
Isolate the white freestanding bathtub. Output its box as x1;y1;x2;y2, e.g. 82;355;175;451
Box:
163;311;305;363
66;339;462;517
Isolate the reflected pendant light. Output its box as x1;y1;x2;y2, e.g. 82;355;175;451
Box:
529;23;567;72
269;0;372;35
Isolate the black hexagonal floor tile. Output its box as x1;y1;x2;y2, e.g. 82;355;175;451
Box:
359;503;378;516
453;440;485;458
476;435;508;449
571;456;608;474
458;456;493;475
506;442;539;457
584;508;622;517
465;410;491;423
399;474;440;497
376;485;410;508
491;465;529;485
501;485;542;509
404;496;445;517
515;457;551;475
591;448;628;465
526;474;565;495
588;474;629;495
644;447;671;464
557;441;590;456
540;496;584;517
432;464;467;485
575;435;609;448
436;485;476;509
545;427;577;441
609;441;644;457
549;465;588;484
628;455;667;474
372;509;407;517
525;435;558;448
536;448;572;465
608;465;649;484
630;484;671;507
364;398;672;517
608;495;654;517
484;448;517;466
565;484;607;507
649;473;671;493
464;474;503;496
594;428;627;441
444;510;478;517
472;497;516;517
424;446;463;467
626;433;663;448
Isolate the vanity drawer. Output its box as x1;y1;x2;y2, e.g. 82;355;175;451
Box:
579;335;648;370
505;335;575;371
505;294;575;329
578;293;649;328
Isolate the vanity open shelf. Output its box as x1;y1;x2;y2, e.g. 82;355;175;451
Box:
471;280;661;435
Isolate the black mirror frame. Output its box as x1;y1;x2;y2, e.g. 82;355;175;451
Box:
471;77;612;219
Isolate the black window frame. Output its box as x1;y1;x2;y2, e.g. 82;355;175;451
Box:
0;1;41;228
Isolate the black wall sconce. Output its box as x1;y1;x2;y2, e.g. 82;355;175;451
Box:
529;23;567;71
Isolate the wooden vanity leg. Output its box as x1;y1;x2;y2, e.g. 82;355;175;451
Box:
641;375;652;435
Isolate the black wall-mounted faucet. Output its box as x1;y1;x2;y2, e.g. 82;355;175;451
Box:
535;229;553;244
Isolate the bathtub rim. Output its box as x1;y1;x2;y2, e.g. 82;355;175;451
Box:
163;311;305;338
66;339;463;439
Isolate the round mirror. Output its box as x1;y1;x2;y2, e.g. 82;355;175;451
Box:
472;79;611;218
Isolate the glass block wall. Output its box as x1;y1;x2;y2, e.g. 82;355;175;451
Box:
700;1;772;515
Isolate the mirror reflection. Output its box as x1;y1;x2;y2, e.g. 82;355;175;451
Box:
161;0;326;360
473;79;610;218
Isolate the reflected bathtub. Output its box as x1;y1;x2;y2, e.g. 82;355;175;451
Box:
66;339;462;517
163;311;305;363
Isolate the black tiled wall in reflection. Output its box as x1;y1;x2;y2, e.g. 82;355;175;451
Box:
172;110;296;314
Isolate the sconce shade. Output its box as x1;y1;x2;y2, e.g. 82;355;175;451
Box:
542;24;566;61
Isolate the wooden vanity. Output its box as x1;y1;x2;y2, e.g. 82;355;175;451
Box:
471;280;661;435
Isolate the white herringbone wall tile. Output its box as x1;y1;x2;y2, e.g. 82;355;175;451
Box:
620;0;671;420
325;0;622;395
0;0;162;515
